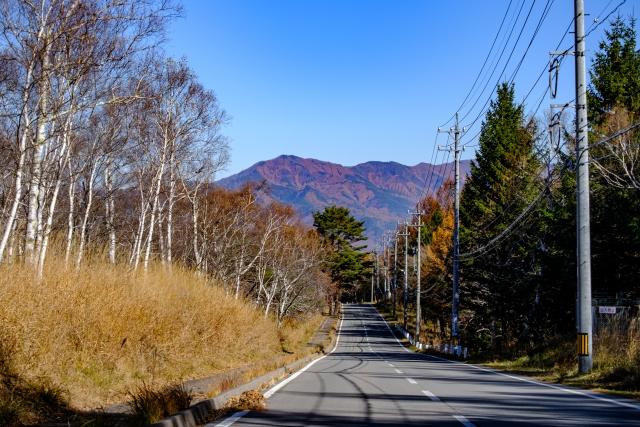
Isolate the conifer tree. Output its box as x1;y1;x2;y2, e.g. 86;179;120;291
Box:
312;206;369;299
459;82;542;349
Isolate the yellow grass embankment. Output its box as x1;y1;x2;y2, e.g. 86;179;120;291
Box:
0;258;307;409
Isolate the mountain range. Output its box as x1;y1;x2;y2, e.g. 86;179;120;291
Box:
217;155;471;242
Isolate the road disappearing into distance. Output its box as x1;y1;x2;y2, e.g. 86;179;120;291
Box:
212;304;640;426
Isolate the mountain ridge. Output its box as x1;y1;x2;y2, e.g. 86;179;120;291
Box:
217;155;471;242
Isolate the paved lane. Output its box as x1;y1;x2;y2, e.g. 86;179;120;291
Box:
212;304;640;426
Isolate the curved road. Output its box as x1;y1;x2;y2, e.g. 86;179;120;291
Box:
211;304;640;426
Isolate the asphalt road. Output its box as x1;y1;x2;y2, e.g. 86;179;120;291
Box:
210;304;640;426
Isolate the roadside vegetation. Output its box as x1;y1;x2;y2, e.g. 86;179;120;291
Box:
0;255;324;425
0;1;336;424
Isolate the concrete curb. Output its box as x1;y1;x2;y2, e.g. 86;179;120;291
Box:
149;320;338;427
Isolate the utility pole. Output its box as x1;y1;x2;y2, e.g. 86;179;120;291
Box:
375;246;380;303
408;210;424;343
574;0;592;373
547;1;592;373
371;265;374;303
397;222;410;330
392;231;398;318
439;112;466;347
382;237;388;306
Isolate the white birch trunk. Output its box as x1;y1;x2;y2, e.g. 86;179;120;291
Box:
166;152;175;265
25;37;52;264
192;195;202;268
25;138;46;264
104;160;116;263
76;163;97;268
142;142;168;271
65;167;75;265
0;52;36;262
0;131;29;262
38;132;70;272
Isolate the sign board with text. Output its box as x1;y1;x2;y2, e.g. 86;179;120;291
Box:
598;306;616;314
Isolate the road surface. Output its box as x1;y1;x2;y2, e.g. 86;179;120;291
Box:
211;304;640;426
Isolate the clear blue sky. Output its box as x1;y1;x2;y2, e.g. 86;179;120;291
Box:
166;1;637;179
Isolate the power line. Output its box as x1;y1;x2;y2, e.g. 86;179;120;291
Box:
416;131;441;204
458;136;569;248
584;119;640;161
460;15;575;148
459;164;566;259
439;0;516;127
457;0;532;125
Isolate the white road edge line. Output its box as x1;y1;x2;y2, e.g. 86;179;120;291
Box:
373;305;640;412
372;305;411;352
422;390;440;402
263;316;343;399
209;410;250;427
428;353;640;411
453;414;476;427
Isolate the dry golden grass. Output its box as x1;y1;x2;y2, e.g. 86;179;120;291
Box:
0;257;285;409
279;314;323;353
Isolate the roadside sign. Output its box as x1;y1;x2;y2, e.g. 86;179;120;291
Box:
598;306;616;314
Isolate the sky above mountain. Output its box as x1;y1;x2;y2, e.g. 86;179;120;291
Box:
165;1;635;179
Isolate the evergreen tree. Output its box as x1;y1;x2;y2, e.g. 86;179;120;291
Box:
549;17;640;297
588;16;640;122
540;16;640;341
312;206;369;299
459;82;542;349
586;15;640;297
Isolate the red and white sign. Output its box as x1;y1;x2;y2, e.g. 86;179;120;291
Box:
599;306;617;314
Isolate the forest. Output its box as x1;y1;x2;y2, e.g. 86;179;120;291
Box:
376;16;640;355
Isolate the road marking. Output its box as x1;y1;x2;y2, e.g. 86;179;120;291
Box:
406;378;417;384
453;415;476;427
263;316;343;399
373;306;411;352
209;410;250;426
426;353;640;411
422;390;440;401
372;304;640;412
388;364;395;367
395;369;403;374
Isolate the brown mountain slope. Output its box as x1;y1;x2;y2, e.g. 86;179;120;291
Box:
217;155;471;242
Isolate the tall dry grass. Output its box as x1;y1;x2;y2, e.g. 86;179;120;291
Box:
591;317;640;391
0;257;284;408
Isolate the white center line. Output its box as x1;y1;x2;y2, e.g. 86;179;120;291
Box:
395;369;403;374
209;410;250;427
406;378;417;384
422;390;440;401
453;415;476;427
388;364;395;367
